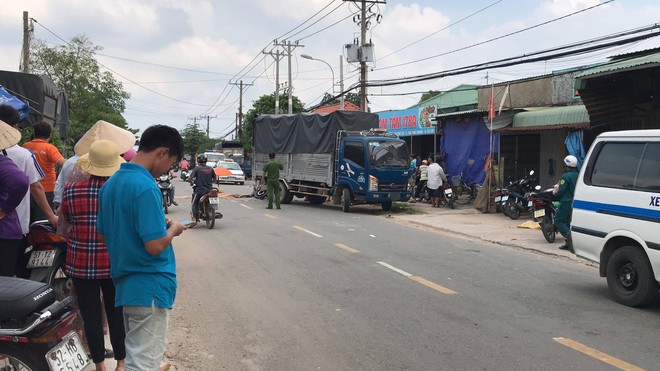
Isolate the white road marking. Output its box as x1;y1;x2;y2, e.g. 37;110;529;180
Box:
241;204;253;210
265;214;276;219
292;226;323;238
377;261;412;277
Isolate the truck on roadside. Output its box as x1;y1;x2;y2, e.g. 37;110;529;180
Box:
252;111;412;212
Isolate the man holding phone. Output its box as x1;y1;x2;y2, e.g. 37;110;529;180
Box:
98;125;185;371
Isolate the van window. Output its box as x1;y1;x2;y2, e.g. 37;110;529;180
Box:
344;141;365;167
636;143;660;191
591;143;644;189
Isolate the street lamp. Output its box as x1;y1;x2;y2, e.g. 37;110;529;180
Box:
301;54;344;110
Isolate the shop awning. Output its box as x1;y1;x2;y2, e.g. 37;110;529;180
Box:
575;51;660;89
503;105;590;131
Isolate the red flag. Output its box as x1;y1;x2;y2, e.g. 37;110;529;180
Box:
487;85;495;122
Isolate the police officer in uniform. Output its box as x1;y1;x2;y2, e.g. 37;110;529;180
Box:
553;155;579;251
262;153;283;209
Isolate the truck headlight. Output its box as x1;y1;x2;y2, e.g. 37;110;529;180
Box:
369;175;378;192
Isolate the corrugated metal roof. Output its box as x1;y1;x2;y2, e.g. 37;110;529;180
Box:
433;109;482;119
512;105;590;129
575;52;660;80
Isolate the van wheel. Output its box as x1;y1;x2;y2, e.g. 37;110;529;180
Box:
606;246;659;307
341;187;351;213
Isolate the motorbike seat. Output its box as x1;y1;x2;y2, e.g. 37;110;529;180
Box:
0;277;56;322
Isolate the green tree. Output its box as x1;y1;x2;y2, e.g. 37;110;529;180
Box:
419;90;441;103
320;92;361;107
240;93;304;152
181;122;217;158
30;35;133;151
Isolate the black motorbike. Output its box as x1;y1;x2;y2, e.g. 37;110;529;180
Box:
251;179;267;200
529;186;559;243
180;169;190;182
0;277;89;371
504;170;537;220
157;174;174;214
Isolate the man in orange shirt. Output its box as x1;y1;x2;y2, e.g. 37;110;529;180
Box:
23;122;65;222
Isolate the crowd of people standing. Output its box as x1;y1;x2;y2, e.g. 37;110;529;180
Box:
0;103;186;371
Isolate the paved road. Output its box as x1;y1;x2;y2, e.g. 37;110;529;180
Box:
162;180;659;371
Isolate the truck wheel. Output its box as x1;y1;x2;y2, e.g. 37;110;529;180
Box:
606;246;659;307
381;201;392;211
341;187;351;213
280;181;293;204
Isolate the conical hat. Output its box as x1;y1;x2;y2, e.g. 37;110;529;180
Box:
0;119;21;150
74;120;135;156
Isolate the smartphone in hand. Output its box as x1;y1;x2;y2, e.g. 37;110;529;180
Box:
180;220;195;228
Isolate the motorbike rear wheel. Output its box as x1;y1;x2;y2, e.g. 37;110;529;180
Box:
507;200;520;220
0;342;50;370
541;215;556;243
205;203;215;229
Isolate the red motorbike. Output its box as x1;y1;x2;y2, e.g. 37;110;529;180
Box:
0;277;89;371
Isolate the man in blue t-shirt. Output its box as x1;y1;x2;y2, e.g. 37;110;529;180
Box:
98;125;185;371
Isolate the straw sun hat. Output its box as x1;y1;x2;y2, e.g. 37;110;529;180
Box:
78;140;124;177
74;120;136;156
0;119;21;150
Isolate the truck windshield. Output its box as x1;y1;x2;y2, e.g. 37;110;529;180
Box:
368;140;408;168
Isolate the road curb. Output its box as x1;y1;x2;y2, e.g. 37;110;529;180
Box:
397;217;594;266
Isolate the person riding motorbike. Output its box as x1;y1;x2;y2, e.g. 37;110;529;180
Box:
189;154;217;226
553;155;579;251
165;166;178;206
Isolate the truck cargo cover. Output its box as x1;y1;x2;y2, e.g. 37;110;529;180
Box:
254;111;378;154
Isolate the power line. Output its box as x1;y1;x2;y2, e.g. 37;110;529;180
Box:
376;0;614;71
379;0;504;61
364;23;660;88
31;19;216;107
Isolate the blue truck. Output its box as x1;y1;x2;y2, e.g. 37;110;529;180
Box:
253;111;412;212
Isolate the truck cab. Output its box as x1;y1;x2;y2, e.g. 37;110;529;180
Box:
334;130;411;211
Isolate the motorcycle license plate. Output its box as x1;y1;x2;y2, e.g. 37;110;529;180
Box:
444;189;452;195
528;201;533;207
27;250;56;268
534;209;546;218
46;332;90;371
501;195;509;202
494;196;501;202
209;197;219;205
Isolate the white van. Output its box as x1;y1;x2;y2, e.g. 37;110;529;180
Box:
571;129;660;307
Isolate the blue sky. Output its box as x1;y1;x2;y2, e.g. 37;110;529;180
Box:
1;0;659;136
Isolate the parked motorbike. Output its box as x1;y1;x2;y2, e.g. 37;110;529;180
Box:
157;174;174;214
25;221;71;300
251;179;267;200
529;186;559;243
504;170;537;220
493;187;509;215
0;277;90;371
442;182;455;209
192;187;223;229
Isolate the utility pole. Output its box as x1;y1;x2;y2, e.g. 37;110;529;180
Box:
344;0;385;112
339;55;345;110
263;45;285;114
273;40;303;114
360;0;367;112
200;115;217;138
20;11;32;73
230;80;253;138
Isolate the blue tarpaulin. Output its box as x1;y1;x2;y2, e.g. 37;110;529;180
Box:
0;86;29;120
440;116;497;186
565;131;586;170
